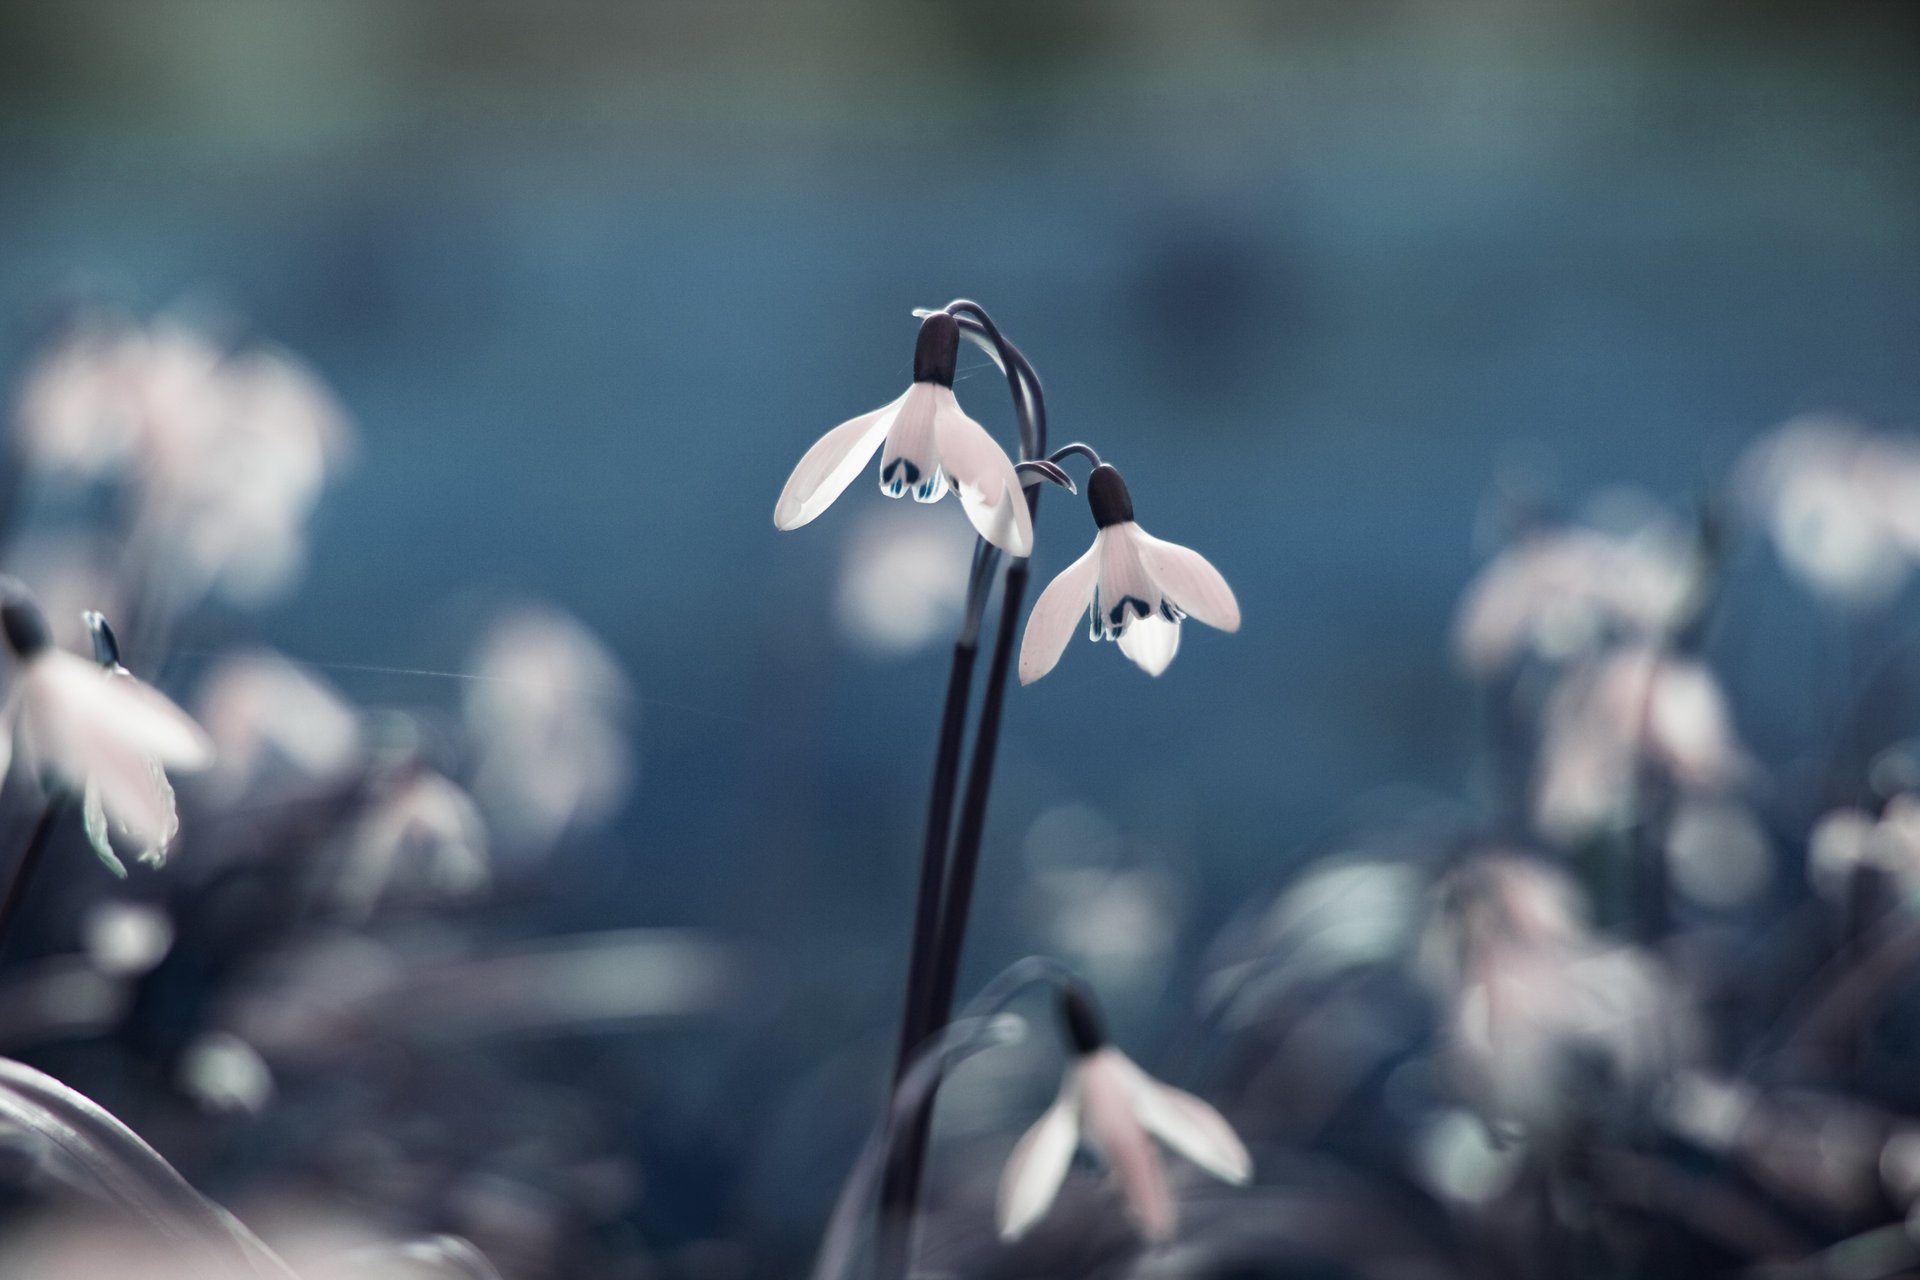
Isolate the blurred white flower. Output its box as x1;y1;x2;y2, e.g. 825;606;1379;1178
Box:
195;650;362;804
833;510;973;656
773;311;1032;555
1019;463;1239;682
81;900;174;977
1422;857;1693;1139
1453;523;1696;675
465;605;632;854
10;313;147;478
1533;645;1747;842
134;342;354;607
997;985;1250;1244
334;769;489;916
1738;415;1920;606
0;591;212;875
1808;794;1920;903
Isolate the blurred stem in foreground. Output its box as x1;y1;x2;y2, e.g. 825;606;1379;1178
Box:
0;801;67;958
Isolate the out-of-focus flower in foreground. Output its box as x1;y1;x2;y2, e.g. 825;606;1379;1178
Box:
1019;463;1239;682
773;311;1033;555
1453;523;1696;675
1421;856;1694;1140
1738;415;1920;606
997;984;1251;1244
0;586;212;874
465;604;632;854
1533;645;1747;843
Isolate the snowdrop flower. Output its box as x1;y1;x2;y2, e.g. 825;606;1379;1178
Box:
194;650;362;804
997;984;1251;1244
333;767;489;917
1453;523;1696;675
1421;857;1693;1140
1809;795;1920;904
465;605;633;853
1533;644;1747;843
1738;416;1920;606
0;589;212;874
1018;463;1239;682
772;311;1033;556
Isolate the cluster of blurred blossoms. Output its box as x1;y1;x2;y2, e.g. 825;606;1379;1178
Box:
0;305;683;1278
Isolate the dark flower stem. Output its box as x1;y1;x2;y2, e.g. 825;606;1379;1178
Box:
875;302;1045;1279
0;801;68;957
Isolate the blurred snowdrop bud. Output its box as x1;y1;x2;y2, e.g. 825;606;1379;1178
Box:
997;984;1250;1245
775;311;1033;555
81;899;174;977
1019;464;1239;682
1423;857;1693;1140
1809;795;1920;903
1534;646;1747;843
465;605;631;855
833;509;972;656
1453;523;1695;676
1738;416;1920;606
335;769;489;917
195;650;361;805
1665;796;1773;910
178;1030;273;1115
1881;1129;1920;1208
0;588;212;875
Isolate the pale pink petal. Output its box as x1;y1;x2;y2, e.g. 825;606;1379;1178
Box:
1080;1049;1176;1242
1018;541;1101;685
772;392;905;530
36;653;212;770
1132;527;1240;632
1091;526;1159;638
1116;615;1181;676
996;1082;1081;1241
930;387;1032;556
1112;1054;1252;1184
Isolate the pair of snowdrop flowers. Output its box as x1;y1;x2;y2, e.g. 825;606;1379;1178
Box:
997;984;1251;1244
772;311;1240;678
0;584;212;874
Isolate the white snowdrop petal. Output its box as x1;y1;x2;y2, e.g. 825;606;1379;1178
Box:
772;392;905;530
101;676;216;771
1081;1049;1176;1242
1128;1074;1252;1185
80;782;128;879
930;387;1033;557
877;383;941;500
1092;525;1160;637
996;1086;1081;1241
1019;542;1102;684
1116;615;1181;676
1133;527;1240;632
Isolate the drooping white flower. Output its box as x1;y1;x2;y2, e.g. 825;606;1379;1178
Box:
997;985;1251;1244
1533;645;1747;843
1420;857;1694;1140
773;312;1033;556
1018;463;1239;683
333;767;489;917
0;590;213;875
1453;523;1696;675
1737;416;1920;606
464;605;633;854
194;650;362;805
1808;795;1920;904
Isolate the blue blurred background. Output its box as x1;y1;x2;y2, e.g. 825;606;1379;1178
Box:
1;1;1916;1272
